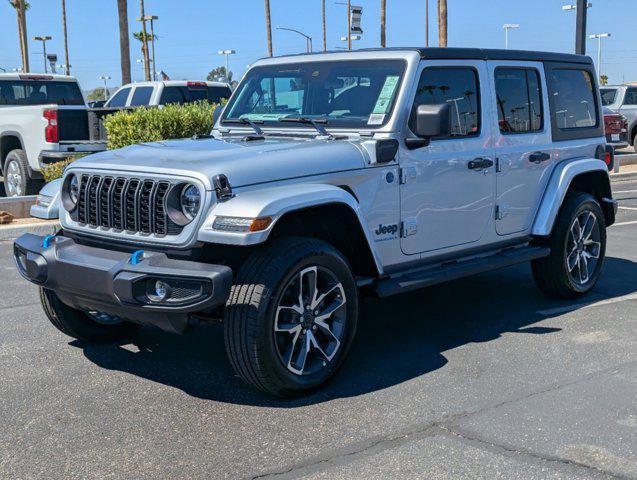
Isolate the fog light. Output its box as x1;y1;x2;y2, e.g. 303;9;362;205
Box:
147;279;172;302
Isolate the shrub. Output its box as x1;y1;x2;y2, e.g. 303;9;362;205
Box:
103;101;217;150
41;157;80;183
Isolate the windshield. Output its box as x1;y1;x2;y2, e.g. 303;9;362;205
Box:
600;88;618;106
221;60;406;129
0;80;84;106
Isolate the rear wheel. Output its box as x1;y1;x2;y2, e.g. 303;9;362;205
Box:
40;288;140;342
532;192;606;299
3;149;42;197
223;237;358;397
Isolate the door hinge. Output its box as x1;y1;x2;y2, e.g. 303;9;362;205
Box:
399;166;417;184
495;204;509;221
401;218;418;237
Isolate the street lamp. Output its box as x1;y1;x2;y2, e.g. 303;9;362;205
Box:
33;36;52;73
276;26;313;53
140;15;159;80
502;24;519;50
563;1;592;54
217;50;236;79
99;75;111;101
589;33;611;77
562;3;592;10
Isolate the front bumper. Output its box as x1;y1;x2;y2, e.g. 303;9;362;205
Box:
13;234;233;333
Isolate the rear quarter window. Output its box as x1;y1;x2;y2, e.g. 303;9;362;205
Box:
130;86;154;106
107;87;131;107
0;80;84;105
600;88;618;106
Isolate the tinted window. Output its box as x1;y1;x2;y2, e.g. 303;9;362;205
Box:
208;86;231;103
624;88;637;106
160;86;186;105
495;68;543;134
550;69;597;129
107;87;131;107
600;88;618;106
130;86;153;106
410;68;480;137
0;80;84;105
222;60;406;129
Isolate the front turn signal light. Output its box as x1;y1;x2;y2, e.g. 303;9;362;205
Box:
212;216;272;233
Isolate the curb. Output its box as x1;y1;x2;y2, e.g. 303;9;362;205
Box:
611;171;637;181
0;221;59;241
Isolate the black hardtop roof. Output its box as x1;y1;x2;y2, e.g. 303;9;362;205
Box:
272;47;593;65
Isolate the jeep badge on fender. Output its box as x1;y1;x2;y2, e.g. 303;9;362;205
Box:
13;47;616;398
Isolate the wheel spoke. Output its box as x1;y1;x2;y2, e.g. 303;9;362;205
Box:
567;248;580;272
314;319;341;361
571;217;582;242
287;331;310;375
584;241;601;259
298;267;318;309
581;212;597;242
311;282;343;310
579;253;589;284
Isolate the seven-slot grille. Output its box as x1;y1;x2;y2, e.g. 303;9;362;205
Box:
75;174;180;236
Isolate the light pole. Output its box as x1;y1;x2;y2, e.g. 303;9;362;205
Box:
141;15;158;80
563;2;592;54
503;24;519;50
33;36;52;73
217;50;236;80
99;75;111;101
276;26;313;53
335;1;352;50
589;33;611;77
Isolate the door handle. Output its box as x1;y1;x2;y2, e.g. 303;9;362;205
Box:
529;151;551;164
468;157;494;170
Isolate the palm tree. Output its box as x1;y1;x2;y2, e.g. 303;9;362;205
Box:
438;0;447;47
133;31;156;79
8;0;30;72
380;0;386;48
116;0;131;84
61;0;70;75
264;0;273;56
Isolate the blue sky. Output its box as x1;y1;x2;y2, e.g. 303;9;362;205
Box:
1;0;636;90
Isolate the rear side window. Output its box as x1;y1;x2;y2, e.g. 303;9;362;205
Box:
160;85;230;105
624;88;637;106
495;68;543;134
410;67;480;138
600;88;618;106
130;86;154;106
107;87;131;107
0;80;84;105
208;86;232;103
550;69;597;129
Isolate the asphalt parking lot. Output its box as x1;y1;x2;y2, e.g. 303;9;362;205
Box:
1;176;636;480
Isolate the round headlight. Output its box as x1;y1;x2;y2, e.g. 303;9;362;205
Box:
69;175;80;204
180;184;201;221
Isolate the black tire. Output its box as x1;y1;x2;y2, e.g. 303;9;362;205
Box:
3;149;42;197
532;192;606;299
40;288;140;342
223;237;358;398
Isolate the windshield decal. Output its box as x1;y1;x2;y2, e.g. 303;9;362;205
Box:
372;75;400;115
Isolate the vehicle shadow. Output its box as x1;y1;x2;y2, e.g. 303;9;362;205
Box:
72;256;637;407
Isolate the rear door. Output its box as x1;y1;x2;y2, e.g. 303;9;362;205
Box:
489;61;553;236
399;60;496;255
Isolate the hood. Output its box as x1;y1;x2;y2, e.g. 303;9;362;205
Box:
70;136;369;189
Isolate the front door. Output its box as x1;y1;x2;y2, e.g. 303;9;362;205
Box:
489;61;554;236
400;60;496;255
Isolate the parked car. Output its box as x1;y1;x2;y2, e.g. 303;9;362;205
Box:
602;106;629;151
104;80;232;108
0;73;107;196
600;84;637;149
14;48;617;397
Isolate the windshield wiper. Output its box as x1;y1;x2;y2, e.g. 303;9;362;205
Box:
223;118;264;135
280;116;332;138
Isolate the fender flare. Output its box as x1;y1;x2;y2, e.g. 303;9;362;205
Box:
197;182;383;272
532;158;610;237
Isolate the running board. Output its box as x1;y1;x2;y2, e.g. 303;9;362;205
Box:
373;245;550;298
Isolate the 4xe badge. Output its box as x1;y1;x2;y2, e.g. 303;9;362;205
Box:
374;223;399;242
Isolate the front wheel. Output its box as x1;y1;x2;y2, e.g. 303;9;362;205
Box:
3;149;42;197
532;192;607;299
223;237;358;397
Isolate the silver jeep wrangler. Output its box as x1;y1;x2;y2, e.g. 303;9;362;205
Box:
14;48;618;397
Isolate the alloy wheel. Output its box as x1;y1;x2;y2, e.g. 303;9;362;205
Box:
566;209;601;286
274;266;347;376
5;160;23;196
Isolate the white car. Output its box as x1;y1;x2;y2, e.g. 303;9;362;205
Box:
0;73;106;196
104;80;232;108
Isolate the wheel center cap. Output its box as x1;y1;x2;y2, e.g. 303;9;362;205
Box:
302;312;314;328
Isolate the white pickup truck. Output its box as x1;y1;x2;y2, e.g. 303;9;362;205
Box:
0;73;106;196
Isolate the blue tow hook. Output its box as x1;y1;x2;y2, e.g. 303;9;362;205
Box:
130;250;145;265
42;235;56;248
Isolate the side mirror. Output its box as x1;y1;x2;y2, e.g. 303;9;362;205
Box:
406;103;452;150
212;105;224;125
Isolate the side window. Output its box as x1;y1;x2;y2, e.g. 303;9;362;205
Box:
550;69;597;129
160;86;186;105
410;67;480;138
129;86;154;106
107;87;131;107
207;86;231;103
624;88;637;106
495;68;543;134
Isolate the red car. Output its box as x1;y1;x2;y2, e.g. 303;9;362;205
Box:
603;106;629;151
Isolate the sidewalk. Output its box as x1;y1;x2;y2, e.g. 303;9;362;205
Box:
0;218;59;241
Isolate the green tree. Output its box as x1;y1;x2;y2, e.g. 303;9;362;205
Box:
87;87;109;102
600;74;609;86
207;66;233;83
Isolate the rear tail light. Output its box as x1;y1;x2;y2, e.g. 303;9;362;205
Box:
187;81;206;89
604;151;612;166
43;109;58;143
